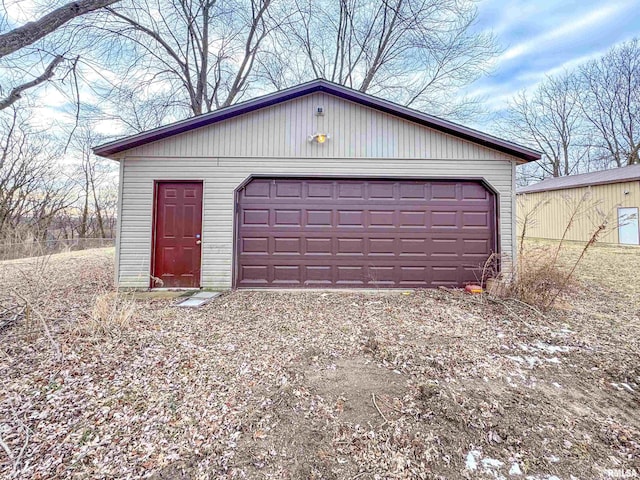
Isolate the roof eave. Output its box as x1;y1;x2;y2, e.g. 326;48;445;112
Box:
517;176;640;194
93;80;542;162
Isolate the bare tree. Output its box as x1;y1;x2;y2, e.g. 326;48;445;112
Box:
578;38;640;167
0;0;119;110
97;0;282;119
276;0;498;118
502;72;587;181
0;109;76;242
94;0;496;127
70;127;117;238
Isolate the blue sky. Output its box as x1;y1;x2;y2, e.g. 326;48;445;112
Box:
465;0;640;114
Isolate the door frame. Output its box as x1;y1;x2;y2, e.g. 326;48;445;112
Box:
150;180;205;288
617;206;640;245
231;175;500;289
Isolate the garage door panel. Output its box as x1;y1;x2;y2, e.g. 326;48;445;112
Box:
305;265;333;284
369;238;396;255
431;183;459;200
243;180;271;198
306;237;333;254
431;266;461;286
399;238;428;256
273;265;301;284
338;182;365;198
399;183;426;199
337;210;365;226
236;178;496;288
369;182;395;199
462;183;490;200
240;265;269;284
273;237;301;254
462;211;490;228
399;211;426;227
241;237;269;254
274;209;302;226
306;210;333;226
337;238;365;255
337;266;365;284
275;181;302;198
369;210;395;226
431;211;459;228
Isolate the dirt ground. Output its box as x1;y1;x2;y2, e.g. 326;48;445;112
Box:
0;242;638;479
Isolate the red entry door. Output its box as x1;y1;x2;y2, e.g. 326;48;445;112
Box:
152;181;203;288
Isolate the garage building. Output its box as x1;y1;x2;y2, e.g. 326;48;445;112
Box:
94;80;540;289
517;164;640;245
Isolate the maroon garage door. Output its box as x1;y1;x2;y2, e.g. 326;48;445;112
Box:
235;178;497;288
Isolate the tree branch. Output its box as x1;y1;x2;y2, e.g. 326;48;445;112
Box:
0;55;64;110
0;0;119;58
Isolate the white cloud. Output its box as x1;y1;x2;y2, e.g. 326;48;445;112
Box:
498;2;632;63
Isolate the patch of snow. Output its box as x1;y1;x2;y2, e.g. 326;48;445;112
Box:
552;382;562;389
466;450;480;471
525;356;543;368
483;457;504;468
466;449;510;478
509;463;522;475
508;354;561;368
533;341;571;354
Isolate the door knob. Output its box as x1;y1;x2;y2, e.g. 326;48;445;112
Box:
196;240;202;245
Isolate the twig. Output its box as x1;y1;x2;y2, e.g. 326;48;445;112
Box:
371;393;388;426
12;417;30;476
0;431;13;460
504;297;547;318
11;289;62;361
352;472;373;479
377;396;405;414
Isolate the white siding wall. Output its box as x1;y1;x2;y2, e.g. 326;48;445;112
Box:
117;93;519;288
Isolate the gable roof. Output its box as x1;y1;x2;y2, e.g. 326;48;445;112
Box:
93;79;541;162
517;164;640;194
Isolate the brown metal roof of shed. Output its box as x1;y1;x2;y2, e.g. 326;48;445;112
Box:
517;164;640;194
93;79;541;162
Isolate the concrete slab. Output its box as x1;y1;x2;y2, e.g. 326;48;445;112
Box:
176;298;207;308
175;291;222;308
192;291;220;299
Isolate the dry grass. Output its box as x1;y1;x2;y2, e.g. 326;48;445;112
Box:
506;248;569;307
73;291;136;339
0;245;639;479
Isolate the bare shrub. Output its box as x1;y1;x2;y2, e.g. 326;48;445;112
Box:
507;248;571;308
503;191;611;311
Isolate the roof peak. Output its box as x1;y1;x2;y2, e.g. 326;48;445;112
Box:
94;80;541;162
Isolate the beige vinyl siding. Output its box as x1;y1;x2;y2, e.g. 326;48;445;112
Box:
116;92;519;289
517;181;640;244
119;158;515;288
125;93;519;162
